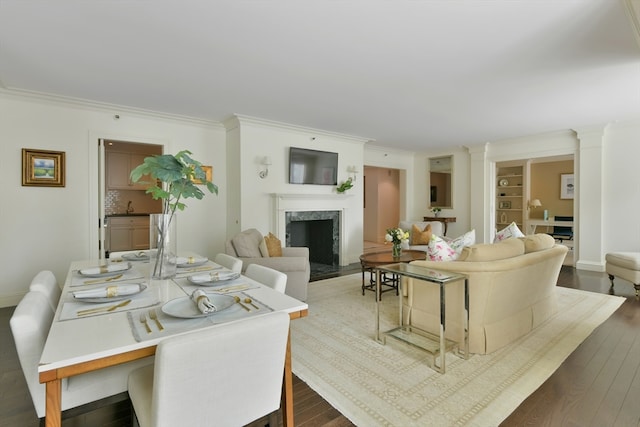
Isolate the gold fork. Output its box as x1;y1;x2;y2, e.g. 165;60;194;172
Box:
139;313;152;334
149;309;164;331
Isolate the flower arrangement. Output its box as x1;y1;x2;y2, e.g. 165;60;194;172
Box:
336;177;354;193
385;227;409;258
385;227;409;245
430;207;442;214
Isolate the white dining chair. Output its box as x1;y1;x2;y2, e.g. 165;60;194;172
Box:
245;263;287;294
214;253;242;273
10;291;153;419
29;270;60;312
128;311;290;427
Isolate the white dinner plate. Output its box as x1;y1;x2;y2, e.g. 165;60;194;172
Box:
78;262;132;278
161;294;235;318
187;272;241;285
122;251;150;261
73;284;147;303
176;257;209;268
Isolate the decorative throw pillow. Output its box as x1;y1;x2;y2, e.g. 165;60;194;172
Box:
411;224;432;245
427;235;459;261
493;221;525;243
448;229;476;255
264;232;283;257
232;232;263;258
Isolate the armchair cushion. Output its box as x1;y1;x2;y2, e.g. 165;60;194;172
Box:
411;224;432;245
264;232;283;257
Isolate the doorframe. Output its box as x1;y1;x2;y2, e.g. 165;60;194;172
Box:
88;131;169;260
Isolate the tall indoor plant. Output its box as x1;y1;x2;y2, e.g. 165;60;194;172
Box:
130;150;218;278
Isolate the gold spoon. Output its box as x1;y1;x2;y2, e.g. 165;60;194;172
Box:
233;296;250;311
244;298;259;310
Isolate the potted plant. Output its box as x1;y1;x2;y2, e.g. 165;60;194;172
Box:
430;207;442;217
130;150;218;278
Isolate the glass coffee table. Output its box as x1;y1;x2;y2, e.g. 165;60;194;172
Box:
359;250;426;299
374;262;468;374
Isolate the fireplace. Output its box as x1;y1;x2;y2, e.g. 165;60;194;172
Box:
286;211;340;267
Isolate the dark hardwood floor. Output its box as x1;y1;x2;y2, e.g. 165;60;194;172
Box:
2;265;639;426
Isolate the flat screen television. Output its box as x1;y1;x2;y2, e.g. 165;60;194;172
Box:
289;147;338;185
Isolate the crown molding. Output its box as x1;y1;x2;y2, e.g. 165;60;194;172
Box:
624;0;640;49
0;87;224;128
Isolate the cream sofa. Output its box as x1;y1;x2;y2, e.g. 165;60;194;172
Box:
225;229;310;302
403;234;568;354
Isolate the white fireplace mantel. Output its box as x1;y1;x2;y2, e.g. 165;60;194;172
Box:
271;193;352;265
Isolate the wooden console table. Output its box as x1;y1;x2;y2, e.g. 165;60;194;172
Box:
423;216;456;235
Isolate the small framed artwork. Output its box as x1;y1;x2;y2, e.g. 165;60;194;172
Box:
498;201;511;209
22;148;66;187
560;174;574;199
193;165;213;185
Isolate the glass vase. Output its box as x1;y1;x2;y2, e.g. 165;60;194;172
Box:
149;213;177;279
392;242;402;258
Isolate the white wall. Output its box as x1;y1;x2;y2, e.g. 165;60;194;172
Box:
0;91;227;306
226;116;367;265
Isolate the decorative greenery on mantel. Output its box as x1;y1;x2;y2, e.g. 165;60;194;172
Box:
336;177;354;194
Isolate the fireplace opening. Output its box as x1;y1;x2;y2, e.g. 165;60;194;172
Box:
288;219;336;265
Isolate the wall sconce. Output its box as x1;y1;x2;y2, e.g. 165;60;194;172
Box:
347;165;360;181
259;156;272;179
528;199;542;210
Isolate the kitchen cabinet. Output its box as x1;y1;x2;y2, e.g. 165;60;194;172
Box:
106;152;152;190
107;216;150;252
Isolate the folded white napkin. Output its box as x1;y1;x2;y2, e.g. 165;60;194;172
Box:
79;262;131;275
176;256;208;266
188;271;240;284
73;283;146;299
191;289;217;313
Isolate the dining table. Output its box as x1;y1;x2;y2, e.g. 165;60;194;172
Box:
38;254;309;427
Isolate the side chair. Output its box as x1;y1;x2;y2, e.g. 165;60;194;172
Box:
29;270;60;312
245;263;287;294
127;311;291;427
214;253;243;273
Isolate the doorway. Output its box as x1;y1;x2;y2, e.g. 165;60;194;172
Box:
363;166;401;250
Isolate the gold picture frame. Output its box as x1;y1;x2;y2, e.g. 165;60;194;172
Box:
192;165;213;185
22;148;66;187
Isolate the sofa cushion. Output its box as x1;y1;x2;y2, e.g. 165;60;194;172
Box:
457;238;525;262
427;235;459;261
264;232;283;257
520;233;556;253
411;224;432;245
493;221;525;243
448;229;476;254
231;229;264;258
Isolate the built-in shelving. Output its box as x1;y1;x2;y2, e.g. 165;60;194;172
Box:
496;162;525;229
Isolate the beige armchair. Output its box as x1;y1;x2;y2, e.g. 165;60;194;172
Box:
226;228;310;301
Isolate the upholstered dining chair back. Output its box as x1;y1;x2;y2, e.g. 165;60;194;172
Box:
11;292;154;418
10;291;55;418
128;311;291;427
214;253;243;273
245;263;287;294
29;270;60;312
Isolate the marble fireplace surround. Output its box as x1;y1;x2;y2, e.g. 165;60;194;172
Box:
272;193;351;266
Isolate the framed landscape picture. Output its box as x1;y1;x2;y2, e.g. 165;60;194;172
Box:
22;148;66;187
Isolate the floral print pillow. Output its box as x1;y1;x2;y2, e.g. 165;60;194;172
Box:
427;235;459;261
493;221;525;243
448;229;476;255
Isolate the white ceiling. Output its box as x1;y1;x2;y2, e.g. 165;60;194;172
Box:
1;0;639;151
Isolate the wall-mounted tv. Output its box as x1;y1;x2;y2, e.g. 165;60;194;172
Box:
289;147;338;185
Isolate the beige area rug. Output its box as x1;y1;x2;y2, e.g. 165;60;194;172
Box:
290;274;625;427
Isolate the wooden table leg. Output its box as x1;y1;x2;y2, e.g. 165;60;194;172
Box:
281;329;294;427
45;378;62;427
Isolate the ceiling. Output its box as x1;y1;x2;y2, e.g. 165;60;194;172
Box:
1;0;639;152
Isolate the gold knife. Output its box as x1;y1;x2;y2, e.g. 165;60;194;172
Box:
77;299;132;316
84;273;123;285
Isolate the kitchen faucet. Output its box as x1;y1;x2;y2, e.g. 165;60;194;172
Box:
126;201;134;214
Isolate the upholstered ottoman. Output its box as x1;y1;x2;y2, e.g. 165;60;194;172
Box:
605;252;640;297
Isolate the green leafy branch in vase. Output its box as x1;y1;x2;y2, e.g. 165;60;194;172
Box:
336;177;354;193
130;150;218;277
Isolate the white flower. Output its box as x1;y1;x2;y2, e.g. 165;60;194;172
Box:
385;234;393;242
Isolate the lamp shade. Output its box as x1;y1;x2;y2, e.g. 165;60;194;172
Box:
530;199;542;208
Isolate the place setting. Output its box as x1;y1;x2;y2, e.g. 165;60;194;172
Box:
70;262;145;286
127;288;271;342
174;256;225;277
58;282;159;321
